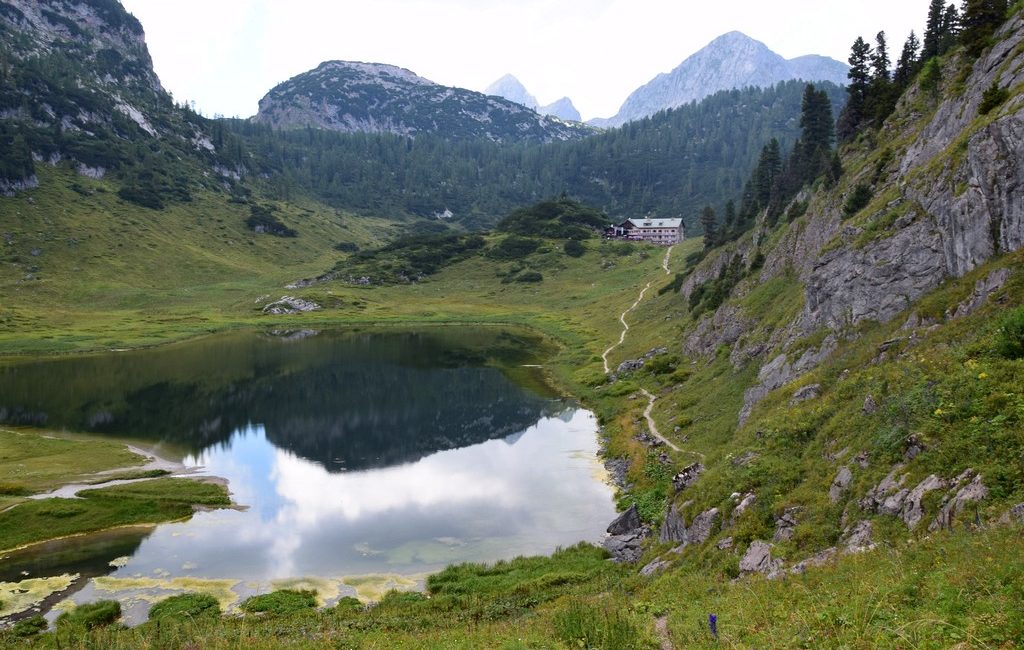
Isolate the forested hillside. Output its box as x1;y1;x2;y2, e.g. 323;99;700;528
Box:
224;81;845;229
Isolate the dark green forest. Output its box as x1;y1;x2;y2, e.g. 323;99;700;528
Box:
219;81;846;230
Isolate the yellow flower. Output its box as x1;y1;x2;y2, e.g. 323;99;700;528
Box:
978;372;988;380
934;408;944;416
965;359;979;370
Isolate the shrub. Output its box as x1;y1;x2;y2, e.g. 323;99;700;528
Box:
334;242;360;253
563;239;586;257
9;615;47;638
247;205;297;237
488;236;541;261
515;271;544;283
148;593;220;621
56;600;121;630
979;81;1010;115
994;306;1024;359
844;184;873;217
240;589;317;615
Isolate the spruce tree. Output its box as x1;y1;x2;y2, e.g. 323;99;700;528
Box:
894;31;921;90
923;0;947;59
940;4;962;54
961;0;1008;56
838;37;872;141
871;31;891;81
700;205;718;249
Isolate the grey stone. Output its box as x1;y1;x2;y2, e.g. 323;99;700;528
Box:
672;462;704;492
861;466;907;512
790;383;822;405
716;537;734;550
790;547;837;574
902;474;947;529
930;474;989;532
948;268;1011;319
999;503;1024;525
829;466;853;503
904;435;927;461
262;296;322;315
687;508;720;545
739;541;783;577
606;504;641;536
842;520;875;552
863;394;878;415
729;493;757;526
773;507;800;542
639;559;671;576
604;533;644;564
659;504;688;544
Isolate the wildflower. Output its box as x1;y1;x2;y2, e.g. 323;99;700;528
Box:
965;359;979;369
709;613;718;639
934;408;944;416
978;372;988;380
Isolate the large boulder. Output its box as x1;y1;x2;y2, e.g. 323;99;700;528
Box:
607;504;641;536
739;541;783;577
659;504;688;544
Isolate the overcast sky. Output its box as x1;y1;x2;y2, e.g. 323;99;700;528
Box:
119;0;929;121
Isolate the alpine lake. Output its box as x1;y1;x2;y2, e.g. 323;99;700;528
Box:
0;327;616;624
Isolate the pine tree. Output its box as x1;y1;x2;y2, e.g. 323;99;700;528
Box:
940;4;962;54
837;37;872;141
894;31;921;90
961;0;1008;56
700;205;718;249
923;0;947;59
871;31;891;81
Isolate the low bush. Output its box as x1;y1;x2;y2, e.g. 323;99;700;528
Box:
994;306;1024;359
56;600;121;630
148;593;220;621
844;184;873;217
240;589;317;615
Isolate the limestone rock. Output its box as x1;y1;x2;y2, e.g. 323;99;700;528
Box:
729;493;757;526
791;383;822;405
639;559;671;576
739;540;783;577
902;474;947;529
604;532;644;563
687;508;720;545
861;466;907;513
999;503;1024;525
672;462;704;492
947;268;1011;319
262;296;322;315
842;520;875;552
716;537;734;550
607;504;641;536
659;504;688;544
790;547;837;574
929;474;988;532
863;394;878;415
773;507;800;542
829;466;853;503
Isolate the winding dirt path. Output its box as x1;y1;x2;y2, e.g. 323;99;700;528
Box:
601;246;674;374
640;389;681;452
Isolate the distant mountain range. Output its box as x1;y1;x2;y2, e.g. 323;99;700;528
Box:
591;31;849;128
484;74;582;122
254;62;592;143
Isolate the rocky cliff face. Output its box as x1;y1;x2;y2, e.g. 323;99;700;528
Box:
256;62;592;143
539;97;582;122
682;15;1024;420
592;31;848;128
485;74;539;110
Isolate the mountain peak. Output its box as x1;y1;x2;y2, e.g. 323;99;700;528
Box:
485;74;539;110
592;32;848;128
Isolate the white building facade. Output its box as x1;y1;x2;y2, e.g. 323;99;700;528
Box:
616;218;685;245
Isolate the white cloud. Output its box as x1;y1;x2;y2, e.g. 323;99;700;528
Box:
121;0;927;120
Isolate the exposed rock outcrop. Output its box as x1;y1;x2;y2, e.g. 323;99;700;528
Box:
672;462;704;492
828;466;853;503
262;296;322;315
659;504;688;544
739;540;783;577
929;473;988;532
687;507;720;545
607;504;641;536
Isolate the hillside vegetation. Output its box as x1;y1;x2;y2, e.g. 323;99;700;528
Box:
0;1;1023;648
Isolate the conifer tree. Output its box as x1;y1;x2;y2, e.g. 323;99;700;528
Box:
700;205;718;249
838;37;872;141
961;0;1008;55
894;31;921;90
940;4;962;54
871;31;891;81
923;0;947;59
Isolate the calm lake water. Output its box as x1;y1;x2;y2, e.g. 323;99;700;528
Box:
0;328;615;622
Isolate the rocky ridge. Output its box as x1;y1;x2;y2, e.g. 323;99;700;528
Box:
256;62;592;143
593;31;848;128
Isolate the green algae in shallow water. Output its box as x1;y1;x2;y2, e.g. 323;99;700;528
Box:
0;574;79;617
91;576;240;612
268;577;340;607
341;574;421;603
